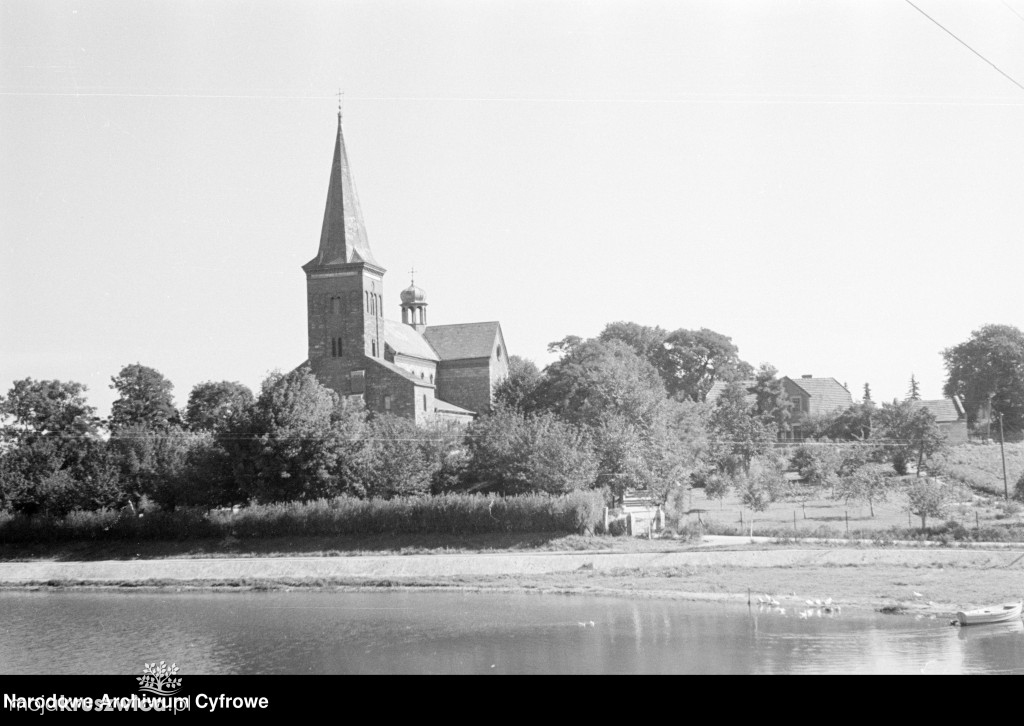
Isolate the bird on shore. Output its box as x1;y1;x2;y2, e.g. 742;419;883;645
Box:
914;592;924;598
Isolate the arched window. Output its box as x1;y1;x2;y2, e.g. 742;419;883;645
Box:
430;374;434;384
365;291;370;312
423;394;427;412
331;338;336;357
496;345;502;359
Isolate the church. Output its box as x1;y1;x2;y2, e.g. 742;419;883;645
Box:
297;113;509;424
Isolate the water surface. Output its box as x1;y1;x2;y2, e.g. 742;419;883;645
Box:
2;591;1022;674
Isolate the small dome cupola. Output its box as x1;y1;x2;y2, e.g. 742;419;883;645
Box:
400;269;428;330
401;283;427;305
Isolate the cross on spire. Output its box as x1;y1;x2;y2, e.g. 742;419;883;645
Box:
409;266;416;285
336;89;344;118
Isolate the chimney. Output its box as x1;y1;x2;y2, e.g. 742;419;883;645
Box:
801;374;813;379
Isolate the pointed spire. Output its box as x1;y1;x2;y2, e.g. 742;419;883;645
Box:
311;113;379;268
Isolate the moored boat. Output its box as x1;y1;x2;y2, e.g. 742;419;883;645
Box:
955;601;1023;626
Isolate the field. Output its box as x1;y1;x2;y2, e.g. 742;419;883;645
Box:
933;441;1024;498
676;443;1024;538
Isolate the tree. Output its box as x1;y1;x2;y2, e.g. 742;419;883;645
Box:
590;415;647;505
598;322;668;369
220;368;367;503
185;381;254;431
702;472;730;508
751;364;792;435
492;356;542;413
530;338;665;430
0;378;124;515
791;442;844;495
835;465;892;517
873;399;946;475
943;324;1024;433
905;477;950;530
907;374;921;401
655;328;752;402
358;414;445;499
109;364;180;430
863;383;872;404
461;409;598;495
0;378;100;440
737;458;782;536
708;381;775;476
642;400;707;506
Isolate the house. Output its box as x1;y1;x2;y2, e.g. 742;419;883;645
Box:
297;113;509;424
781;375;853;440
910;397;969;443
706;374;853;441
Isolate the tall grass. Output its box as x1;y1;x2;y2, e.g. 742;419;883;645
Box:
0;491;606;544
934;442;1024;496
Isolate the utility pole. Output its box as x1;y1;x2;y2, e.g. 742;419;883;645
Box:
998;411;1009;501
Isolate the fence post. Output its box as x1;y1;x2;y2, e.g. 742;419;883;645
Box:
626;513;634;537
603;507;609;534
793;510;797;532
845;510;849;535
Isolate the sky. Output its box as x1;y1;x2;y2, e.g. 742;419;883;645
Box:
2;0;1023;418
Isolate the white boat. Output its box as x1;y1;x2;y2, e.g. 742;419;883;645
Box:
955;601;1023;626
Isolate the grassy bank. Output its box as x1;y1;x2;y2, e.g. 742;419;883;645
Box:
7;547;1024;618
0;531;680;562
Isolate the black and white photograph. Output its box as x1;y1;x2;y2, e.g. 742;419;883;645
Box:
2;0;1024;683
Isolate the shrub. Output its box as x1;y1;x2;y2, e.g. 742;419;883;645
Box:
1014;473;1024;503
0;491;607;543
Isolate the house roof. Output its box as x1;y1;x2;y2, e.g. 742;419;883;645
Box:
370;357;434;386
381;318;440;362
705;379;756;405
910;397;965;423
434;397;476;416
783;377;852;412
424;322;501;361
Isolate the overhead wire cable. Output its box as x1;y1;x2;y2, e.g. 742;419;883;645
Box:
903;0;1024;93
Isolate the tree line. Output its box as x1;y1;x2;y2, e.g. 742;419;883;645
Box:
2;322;1023;521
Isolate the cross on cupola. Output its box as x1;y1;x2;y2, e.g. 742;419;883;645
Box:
400;266;427;331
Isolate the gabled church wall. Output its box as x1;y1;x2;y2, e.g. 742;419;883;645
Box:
436;359;494;416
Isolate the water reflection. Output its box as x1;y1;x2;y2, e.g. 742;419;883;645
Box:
1;591;1022;674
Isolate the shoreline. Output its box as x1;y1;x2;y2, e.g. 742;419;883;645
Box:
3;539;1024;617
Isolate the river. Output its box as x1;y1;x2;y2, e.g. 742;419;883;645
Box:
2;590;1023;674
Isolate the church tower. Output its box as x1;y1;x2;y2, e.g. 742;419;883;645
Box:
301;112;385;394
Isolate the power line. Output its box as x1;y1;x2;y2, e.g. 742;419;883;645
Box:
904;0;1024;93
1001;0;1024;25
